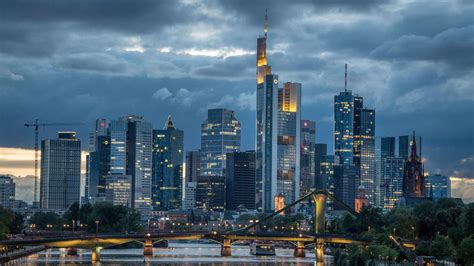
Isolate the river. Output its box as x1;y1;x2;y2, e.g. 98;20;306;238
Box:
6;242;334;265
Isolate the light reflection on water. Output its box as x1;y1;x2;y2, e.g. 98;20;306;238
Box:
6;243;334;265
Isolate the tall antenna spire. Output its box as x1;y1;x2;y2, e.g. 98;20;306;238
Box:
345;63;348;92
264;8;268;38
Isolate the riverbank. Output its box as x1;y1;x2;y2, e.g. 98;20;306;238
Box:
0;246;46;263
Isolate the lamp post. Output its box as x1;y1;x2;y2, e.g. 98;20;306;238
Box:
95;220;99;236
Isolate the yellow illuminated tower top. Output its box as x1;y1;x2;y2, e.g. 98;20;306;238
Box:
257;9;271;84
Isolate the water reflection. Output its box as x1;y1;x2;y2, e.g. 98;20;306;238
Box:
7;243;334;265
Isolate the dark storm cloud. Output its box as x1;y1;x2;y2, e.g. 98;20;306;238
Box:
0;0;473;179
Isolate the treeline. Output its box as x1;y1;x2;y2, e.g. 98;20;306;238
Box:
29;202;143;233
0;206;24;239
330;198;474;264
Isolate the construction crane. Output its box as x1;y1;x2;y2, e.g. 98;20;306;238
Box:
24;119;83;204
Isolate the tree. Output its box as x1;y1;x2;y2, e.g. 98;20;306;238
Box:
29;211;61;230
385;208;416;239
456;236;474;265
429;235;455;260
460;203;474;236
0;206;15;239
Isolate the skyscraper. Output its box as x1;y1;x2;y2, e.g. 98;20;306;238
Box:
195;175;225;211
426;174;451;199
402;133;425;198
105;174;132;207
0;175;15;209
88;119;107;152
300;120;316;196
314;143;328;189
382;157;404;210
152;116;184;210
183;151;200;210
255;13;301;212
86;119;108;204
333;164;359;210
225;151;256;210
40;132;81;210
375;137;396;207
88;135;110;202
200;109;241;177
109;115;153;211
353;108;376;205
334;68;355;166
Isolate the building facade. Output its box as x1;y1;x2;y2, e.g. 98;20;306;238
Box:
105;174;132;207
426;174;450;199
382;157;404;210
195;175;225;211
375;137;396;207
300;120;316;196
334;88;355;166
402;135;425;198
109;115;153;211
152;116;184;210
200;109;241;177
225;151;256;210
333;164;358;210
314;143;327;189
40;132;81;210
88;135;111;202
0;176;15;209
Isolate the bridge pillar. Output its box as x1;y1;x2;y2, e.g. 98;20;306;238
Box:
221;239;231;257
312;193;326;234
315;241;325;265
91;247;102;263
293;241;305;257
66;247;78;256
143;239;153;256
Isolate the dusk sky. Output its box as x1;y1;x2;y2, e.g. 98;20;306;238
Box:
1;0;473;182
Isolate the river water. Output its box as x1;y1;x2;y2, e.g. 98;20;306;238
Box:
6;242;333;265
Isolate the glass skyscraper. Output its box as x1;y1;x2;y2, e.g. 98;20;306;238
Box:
382;157;404;210
40;132;81;210
200;108;241;177
334;90;355;166
225;151;256;210
314;143;327;189
300;120;316;196
152;116;184;210
375;137;396;207
109;115;152;212
88;135;111;202
256;14;301;212
426;174;450;199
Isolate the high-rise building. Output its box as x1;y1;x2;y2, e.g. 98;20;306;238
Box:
399;135;422;160
334;88;354;165
195;175;225;211
109;115;152;211
88;135;111;202
300;120;316;196
152;116;184;210
353;108;376;205
200;109;241;177
382;157;404;210
40;132;81;210
403;134;425;198
225;151;256;210
333;164;358;210
375;137;396;207
85;119;108;204
105;174;132;207
320;155;337;210
183;151;200;210
0;176;15;209
89;119;107;152
426;174;450;199
314;144;327;189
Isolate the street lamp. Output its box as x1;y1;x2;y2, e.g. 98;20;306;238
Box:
95;220;100;236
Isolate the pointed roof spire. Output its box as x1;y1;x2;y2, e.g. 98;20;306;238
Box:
410;130;418;158
164;115;175;130
264;8;268;38
345;63;348;92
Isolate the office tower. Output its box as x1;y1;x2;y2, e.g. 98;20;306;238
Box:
105;174;132;207
382;157;404;210
375;137;396;207
195;175;225;211
185;151;201;182
399;135;422;160
89;119;108;152
85;119;108;203
255;12;302;212
300;120;316;196
333;164;358;210
88;135;111;202
200;109;241;177
40;132;81;210
426;174;450;199
314;144;327;189
353;108;376;205
152;116;184;210
183;151;200;210
403;134;425;198
109;115;153;211
225;151;256;210
183;182;197;210
0;176;15;209
320;155;336;210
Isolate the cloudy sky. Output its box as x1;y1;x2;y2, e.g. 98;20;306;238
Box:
0;0;473;183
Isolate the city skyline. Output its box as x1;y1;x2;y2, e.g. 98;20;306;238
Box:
0;1;473;197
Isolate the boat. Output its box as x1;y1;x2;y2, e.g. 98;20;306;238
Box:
250;241;276;256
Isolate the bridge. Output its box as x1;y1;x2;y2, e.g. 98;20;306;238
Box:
0;190;417;264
